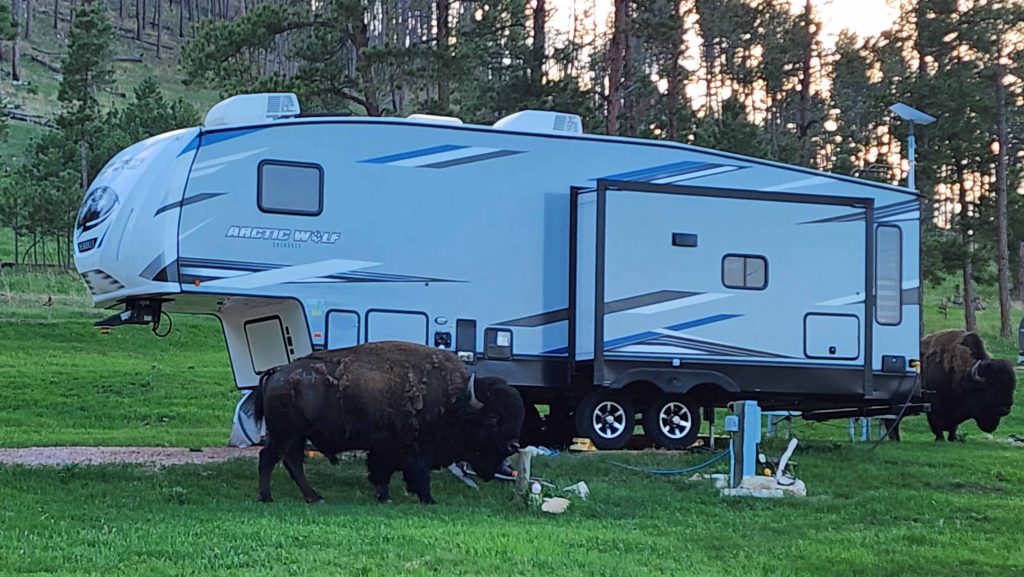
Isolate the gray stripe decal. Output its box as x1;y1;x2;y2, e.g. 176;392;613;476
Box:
422;150;523;169
606;290;700;314
642;335;790;358
801;200;917;225
902;287;919;305
140;253;168;280
154;192;226;216
496;290;701;327
497;309;570;327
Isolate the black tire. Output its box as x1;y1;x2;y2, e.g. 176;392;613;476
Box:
574;390;636;450
643;394;701;449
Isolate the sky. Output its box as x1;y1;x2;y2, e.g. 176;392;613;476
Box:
548;0;900;44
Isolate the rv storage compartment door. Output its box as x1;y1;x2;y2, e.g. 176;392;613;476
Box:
804;313;860;360
326;311;360;348
366;310;429;344
244;317;292;373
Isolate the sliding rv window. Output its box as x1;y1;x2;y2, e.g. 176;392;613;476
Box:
722;254;768;290
875;225;902;325
257;160;323;216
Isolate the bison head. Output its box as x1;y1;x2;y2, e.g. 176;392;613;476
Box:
458;375;525;481
968;358;1016;433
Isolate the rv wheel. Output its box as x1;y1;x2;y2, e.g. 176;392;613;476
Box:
574;391;636;450
643;394;701;449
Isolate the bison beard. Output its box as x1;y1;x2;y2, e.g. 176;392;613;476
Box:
253;341;525;504
921;329;1016;442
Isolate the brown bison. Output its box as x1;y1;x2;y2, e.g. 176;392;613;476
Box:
253;341;525;504
921;329;1016;442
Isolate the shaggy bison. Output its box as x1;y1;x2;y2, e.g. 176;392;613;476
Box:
921;329;1016;442
253;341;525;504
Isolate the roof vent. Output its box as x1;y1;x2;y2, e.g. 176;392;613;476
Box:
493;110;583;135
204;93;301;128
407;113;464;125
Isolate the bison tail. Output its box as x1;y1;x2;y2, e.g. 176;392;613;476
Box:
252;369;274;423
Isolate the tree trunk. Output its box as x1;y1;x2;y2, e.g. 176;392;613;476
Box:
177;0;183;36
1018;241;1024;302
80;138;89;194
119;0;123;20
529;0;546;95
622;35;637;137
136;0;142;38
995;70;1011;337
52;0;57;29
958;167;977;332
665;2;684;141
24;0;31;40
435;0;450;111
10;0;20;82
796;0;814;166
605;0;628;135
155;0;161;59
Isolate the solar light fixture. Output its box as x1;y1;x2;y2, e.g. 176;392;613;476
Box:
889;103;936;191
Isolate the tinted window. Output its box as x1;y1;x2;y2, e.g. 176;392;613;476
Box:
723;255;768;290
258;161;323;216
875;225;902;325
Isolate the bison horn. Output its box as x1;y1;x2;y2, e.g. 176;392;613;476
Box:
970;360;985;384
467;373;484;409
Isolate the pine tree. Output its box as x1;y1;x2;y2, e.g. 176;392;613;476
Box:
57;1;114;194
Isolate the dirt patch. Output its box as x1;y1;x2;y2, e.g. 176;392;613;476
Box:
0;446;262;468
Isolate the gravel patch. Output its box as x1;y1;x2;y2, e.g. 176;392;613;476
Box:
0;446;262;468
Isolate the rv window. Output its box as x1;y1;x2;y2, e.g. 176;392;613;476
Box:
258;161;323;216
875;225;902;325
722;255;767;290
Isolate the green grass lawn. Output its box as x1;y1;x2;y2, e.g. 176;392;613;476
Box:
0;268;1022;576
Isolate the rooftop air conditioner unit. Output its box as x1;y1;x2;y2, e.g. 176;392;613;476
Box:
204;93;301;128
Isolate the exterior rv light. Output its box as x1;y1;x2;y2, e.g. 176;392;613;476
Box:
889;102;936;191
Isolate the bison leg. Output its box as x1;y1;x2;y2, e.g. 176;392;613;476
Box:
401;454;435;505
926;400;946;442
258;438;288;503
283;441;323;503
947;427;958;442
367;450;395;503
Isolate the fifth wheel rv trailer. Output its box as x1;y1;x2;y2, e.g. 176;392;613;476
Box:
74;92;923;450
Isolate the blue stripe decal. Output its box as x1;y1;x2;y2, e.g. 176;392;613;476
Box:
176;135;200;158
662;313;742;333
201;128;266;148
361;144;468;164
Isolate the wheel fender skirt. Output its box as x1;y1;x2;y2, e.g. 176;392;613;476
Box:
609;368;740;395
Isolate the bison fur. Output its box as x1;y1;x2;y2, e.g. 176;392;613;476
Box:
253;341;525;504
921;329;1016;442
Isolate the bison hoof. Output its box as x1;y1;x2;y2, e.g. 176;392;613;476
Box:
305;495;324;504
419;496;437;505
259;496;273;503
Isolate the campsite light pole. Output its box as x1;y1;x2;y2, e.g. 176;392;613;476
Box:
889;102;936;191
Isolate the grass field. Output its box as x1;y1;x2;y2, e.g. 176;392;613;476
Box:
0;267;1022;576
